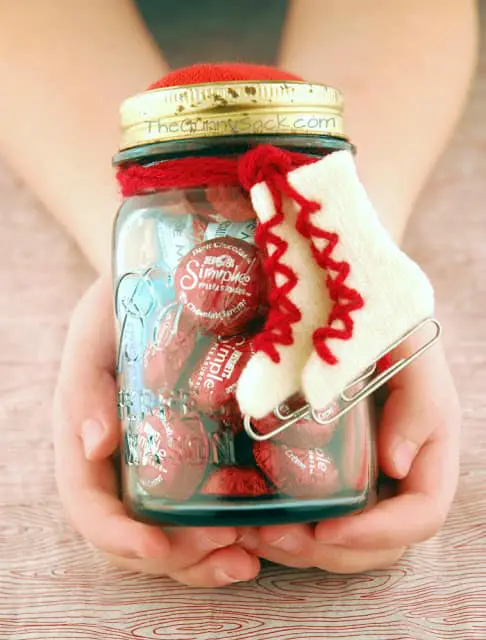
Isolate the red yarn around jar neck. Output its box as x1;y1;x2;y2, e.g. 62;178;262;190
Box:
116;146;317;198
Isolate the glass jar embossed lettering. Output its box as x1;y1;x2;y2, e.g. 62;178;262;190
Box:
113;73;378;527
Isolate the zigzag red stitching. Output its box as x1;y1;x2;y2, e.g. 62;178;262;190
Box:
251;180;302;364
289;184;365;365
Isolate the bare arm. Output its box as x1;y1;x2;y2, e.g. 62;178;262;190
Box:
0;1;478;274
0;0;168;273
279;0;479;241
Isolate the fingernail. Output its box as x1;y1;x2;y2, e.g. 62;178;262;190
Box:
214;567;242;585
238;530;259;550
81;419;104;459
392;438;419;477
270;534;302;553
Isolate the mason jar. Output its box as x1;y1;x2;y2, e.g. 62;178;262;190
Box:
112;78;378;527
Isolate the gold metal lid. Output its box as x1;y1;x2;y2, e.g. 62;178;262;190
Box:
119;80;346;150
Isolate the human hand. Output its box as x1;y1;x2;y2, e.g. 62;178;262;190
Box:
248;335;461;573
52;277;260;586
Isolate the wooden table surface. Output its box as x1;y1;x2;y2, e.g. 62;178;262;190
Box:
2;18;486;640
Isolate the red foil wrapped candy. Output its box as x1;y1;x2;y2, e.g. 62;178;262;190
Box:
203;219;256;245
188;335;255;415
136;411;209;500
254;441;340;499
174;237;265;336
143;305;197;396
200;467;270;497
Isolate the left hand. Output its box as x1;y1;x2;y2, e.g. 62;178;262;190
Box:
239;336;461;573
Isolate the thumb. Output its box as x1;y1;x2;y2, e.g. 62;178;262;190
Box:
80;371;120;461
55;277;120;462
378;340;452;480
378;386;432;479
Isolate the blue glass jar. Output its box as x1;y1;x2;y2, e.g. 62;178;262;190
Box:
112;79;377;527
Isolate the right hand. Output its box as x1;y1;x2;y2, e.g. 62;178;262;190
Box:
52;276;261;586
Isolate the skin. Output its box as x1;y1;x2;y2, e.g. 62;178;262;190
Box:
1;0;475;585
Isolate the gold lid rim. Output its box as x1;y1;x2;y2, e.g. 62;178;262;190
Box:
119;80;346;150
121;79;343;106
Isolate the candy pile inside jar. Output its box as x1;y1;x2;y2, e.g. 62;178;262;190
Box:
118;189;372;511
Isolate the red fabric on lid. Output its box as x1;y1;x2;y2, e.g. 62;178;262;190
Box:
148;63;303;89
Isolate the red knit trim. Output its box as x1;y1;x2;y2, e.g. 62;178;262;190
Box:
117;158;241;198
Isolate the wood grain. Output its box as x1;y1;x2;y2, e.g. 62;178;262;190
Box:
2;23;486;640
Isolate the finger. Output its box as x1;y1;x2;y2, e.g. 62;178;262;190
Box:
54;277;119;460
105;529;252;587
315;430;459;549
312;544;406;574
171;546;260;587
54;419;170;559
379;339;460;479
162;527;239;572
102;552;172;576
257;524;316;568
236;527;260;552
258;525;405;573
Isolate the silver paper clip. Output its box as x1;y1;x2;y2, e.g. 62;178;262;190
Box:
244;317;442;441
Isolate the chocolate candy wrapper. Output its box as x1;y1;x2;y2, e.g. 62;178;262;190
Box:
188;335;255;415
186;185;255;223
143;305;197;397
203;219;256;245
135;410;209;501
156;213;207;285
205;185;256;222
254;441;340;499
174;237;265;336
119;216;160;273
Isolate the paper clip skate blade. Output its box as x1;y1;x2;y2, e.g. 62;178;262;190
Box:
244;404;312;442
314;317;442;425
244;317;441;439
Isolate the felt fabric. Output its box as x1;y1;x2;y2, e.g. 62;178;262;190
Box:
295;151;434;410
148;62;302;89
